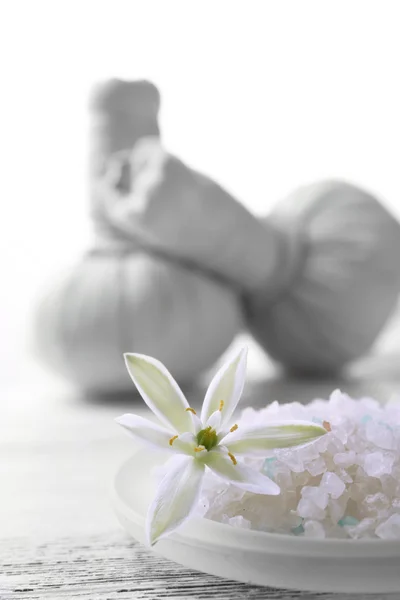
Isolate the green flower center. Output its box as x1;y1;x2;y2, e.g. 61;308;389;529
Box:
196;426;218;451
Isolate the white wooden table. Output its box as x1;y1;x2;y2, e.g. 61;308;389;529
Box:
2;336;400;599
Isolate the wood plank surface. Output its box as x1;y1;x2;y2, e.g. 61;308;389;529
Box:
2;333;400;599
1;532;398;600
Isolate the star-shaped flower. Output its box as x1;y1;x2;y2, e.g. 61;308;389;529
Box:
116;347;327;545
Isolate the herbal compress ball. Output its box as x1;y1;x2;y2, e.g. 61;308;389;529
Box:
245;180;400;374
33;79;400;391
33;80;241;392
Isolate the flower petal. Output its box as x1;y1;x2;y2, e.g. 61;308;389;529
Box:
204;449;280;495
116;415;197;456
146;454;205;545
124;353;192;433
172;432;198;455
115;414;174;450
206;410;222;431
189;412;203;434
221;421;327;455
201;347;247;426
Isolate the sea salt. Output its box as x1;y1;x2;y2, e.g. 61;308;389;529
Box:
363;452;394;477
375;514;400;539
301;486;329;509
198;389;400;539
333;451;357;468
303;520;326;538
306;456;326;476
297;497;326;520
221;515;252;529
366;421;395;450
328;493;349;522
347;517;377;539
320;472;346;499
276;449;304;472
361;492;389;517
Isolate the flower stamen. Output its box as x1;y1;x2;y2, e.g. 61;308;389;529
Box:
194;445;205;453
219;400;224;411
196;426;218;451
230;424;238;432
169;435;178;446
323;420;331;432
228;452;237;465
185;407;197;414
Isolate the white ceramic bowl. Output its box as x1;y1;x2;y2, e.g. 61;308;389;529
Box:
112;449;400;593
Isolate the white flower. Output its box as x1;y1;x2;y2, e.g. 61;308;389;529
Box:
116;347;327;545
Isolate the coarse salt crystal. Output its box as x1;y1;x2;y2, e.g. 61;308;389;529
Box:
347;518;377;539
361;492;389;517
222;515;252;529
301;486;329;510
365;420;395;450
297;498;326;520
306;456;326;476
327;436;346;454
338;516;359;527
200;391;400;539
375;514;400;539
303;520;326;538
333;451;357;468
328;495;348;522
335;468;353;484
363;452;394;477
320;472;346;499
276;450;304;473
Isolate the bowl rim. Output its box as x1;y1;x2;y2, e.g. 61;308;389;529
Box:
112;450;400;558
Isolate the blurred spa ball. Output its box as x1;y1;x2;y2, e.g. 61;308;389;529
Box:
244;180;400;375
33;253;241;393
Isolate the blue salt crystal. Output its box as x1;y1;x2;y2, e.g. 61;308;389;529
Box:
338;516;359;527
291;523;305;535
360;414;372;424
262;457;277;480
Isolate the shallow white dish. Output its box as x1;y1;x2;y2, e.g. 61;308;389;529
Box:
112;449;400;593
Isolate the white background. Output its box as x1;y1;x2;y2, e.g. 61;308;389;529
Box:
1;0;400;384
